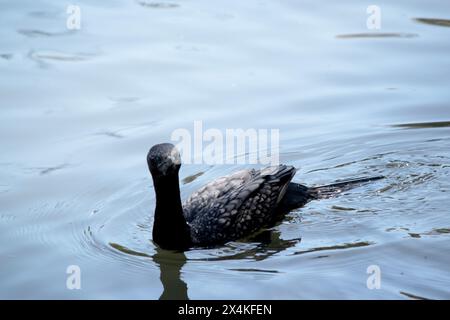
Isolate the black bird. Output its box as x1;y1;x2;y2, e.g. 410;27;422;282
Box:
147;143;383;250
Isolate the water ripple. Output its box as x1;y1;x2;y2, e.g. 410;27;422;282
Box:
18;29;73;38
136;1;179;9
336;33;418;39
414;18;450;28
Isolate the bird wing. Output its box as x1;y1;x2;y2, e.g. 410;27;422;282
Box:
186;165;296;246
183;168;257;222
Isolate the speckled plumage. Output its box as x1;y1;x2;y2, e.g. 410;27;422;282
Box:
148;143;384;250
183;165;296;246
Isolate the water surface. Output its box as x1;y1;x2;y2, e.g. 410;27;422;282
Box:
1;0;450;299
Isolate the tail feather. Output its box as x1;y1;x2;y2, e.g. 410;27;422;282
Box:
277;175;384;215
307;175;384;199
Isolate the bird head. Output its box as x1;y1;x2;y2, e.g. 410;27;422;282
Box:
147;143;182;177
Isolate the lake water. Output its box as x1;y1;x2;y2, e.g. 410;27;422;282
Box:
1;0;450;299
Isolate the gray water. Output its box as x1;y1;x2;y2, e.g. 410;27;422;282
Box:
1;0;450;299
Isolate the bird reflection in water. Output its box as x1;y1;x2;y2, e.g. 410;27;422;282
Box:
153;247;189;300
151;228;300;299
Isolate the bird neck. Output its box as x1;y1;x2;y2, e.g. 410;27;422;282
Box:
152;173;191;250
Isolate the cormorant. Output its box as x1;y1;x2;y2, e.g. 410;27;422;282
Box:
147;143;383;250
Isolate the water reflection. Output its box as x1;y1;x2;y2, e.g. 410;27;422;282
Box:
27;50;98;68
150;229;300;299
0;53;13;60
18;29;73;38
391;121;450;129
153;247;189;300
336;33;418;39
111;228;300;299
136;1;180;9
291;241;373;256
414;18;450;28
191;229;301;262
400;291;429;300
2;0;450;299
